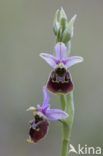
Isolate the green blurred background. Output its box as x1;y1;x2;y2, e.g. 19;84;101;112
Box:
0;0;103;156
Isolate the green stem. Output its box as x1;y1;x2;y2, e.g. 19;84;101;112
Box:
60;92;74;156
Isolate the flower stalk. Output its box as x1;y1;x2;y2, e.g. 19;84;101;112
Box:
60;93;74;156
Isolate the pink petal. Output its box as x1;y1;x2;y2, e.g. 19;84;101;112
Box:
42;86;50;109
45;109;69;121
65;56;84;68
40;53;57;68
55;42;67;60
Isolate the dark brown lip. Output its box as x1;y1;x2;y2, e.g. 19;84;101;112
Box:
47;67;74;94
29;115;49;143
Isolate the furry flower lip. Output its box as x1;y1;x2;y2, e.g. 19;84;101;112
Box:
27;87;68;143
40;42;83;94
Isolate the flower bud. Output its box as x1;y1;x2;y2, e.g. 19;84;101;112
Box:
66;14;77;39
53;8;77;45
53;9;60;36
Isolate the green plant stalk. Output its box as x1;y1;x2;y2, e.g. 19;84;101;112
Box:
60;92;74;156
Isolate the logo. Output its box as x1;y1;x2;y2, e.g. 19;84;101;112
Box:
69;144;102;155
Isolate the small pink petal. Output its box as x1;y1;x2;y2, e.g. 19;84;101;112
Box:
42;86;50;109
45;109;69;121
40;53;57;68
65;56;84;68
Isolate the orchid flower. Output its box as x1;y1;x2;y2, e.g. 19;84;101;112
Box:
27;87;68;143
40;42;83;94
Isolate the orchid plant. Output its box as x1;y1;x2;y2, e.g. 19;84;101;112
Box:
27;8;83;156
